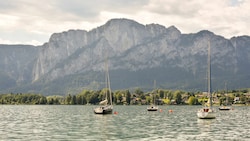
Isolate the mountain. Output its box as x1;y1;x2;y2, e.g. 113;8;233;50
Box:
0;18;250;95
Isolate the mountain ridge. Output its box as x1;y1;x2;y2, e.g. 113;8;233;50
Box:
0;18;249;95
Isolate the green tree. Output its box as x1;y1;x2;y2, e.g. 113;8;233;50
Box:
125;90;131;105
146;96;151;104
158;89;164;99
79;90;92;104
71;95;77;105
116;93;123;104
240;94;246;104
174;90;182;104
166;90;173;100
66;94;72;104
88;91;99;104
39;97;47;104
76;95;87;105
188;96;198;105
47;98;54;105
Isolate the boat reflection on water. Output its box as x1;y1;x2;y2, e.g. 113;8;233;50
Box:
197;118;214;132
197;118;212;126
93;113;113;140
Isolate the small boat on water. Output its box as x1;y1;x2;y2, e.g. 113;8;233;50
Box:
197;41;216;119
94;104;113;114
147;80;158;111
219;84;232;111
197;99;216;119
94;59;113;114
219;102;232;111
147;105;158;111
219;106;231;111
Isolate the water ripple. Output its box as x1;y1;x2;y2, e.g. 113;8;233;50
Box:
0;105;249;141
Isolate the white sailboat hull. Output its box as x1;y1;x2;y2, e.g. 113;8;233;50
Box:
219;106;231;110
197;108;216;119
147;105;158;111
94;105;113;114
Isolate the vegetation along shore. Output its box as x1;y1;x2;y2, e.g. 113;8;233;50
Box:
1;88;250;106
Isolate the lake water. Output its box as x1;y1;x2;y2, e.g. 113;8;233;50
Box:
0;105;249;141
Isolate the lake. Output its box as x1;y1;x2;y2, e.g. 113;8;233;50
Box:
0;105;249;141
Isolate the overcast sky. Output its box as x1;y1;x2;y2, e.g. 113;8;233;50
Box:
0;0;249;45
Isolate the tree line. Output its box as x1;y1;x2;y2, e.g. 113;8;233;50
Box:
0;88;249;105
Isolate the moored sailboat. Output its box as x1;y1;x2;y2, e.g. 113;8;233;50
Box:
219;96;232;110
147;80;158;111
94;59;113;114
197;41;216;119
147;105;158;111
219;83;232;110
219;105;231;111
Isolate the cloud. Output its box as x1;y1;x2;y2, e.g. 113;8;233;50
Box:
136;0;250;38
0;38;42;46
0;0;249;45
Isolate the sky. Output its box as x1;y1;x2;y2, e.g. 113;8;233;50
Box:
0;0;249;45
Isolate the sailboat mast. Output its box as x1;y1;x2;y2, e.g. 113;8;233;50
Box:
225;82;228;104
208;41;212;108
107;61;112;105
104;59;108;103
153;80;156;105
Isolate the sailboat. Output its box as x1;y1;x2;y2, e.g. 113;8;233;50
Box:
147;80;158;111
218;98;231;110
219;83;232;110
197;41;216;119
94;59;113;114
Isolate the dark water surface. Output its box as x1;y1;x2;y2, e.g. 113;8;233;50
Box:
0;105;249;141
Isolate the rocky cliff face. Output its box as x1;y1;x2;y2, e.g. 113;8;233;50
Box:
32;30;89;81
0;18;249;95
0;45;40;89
